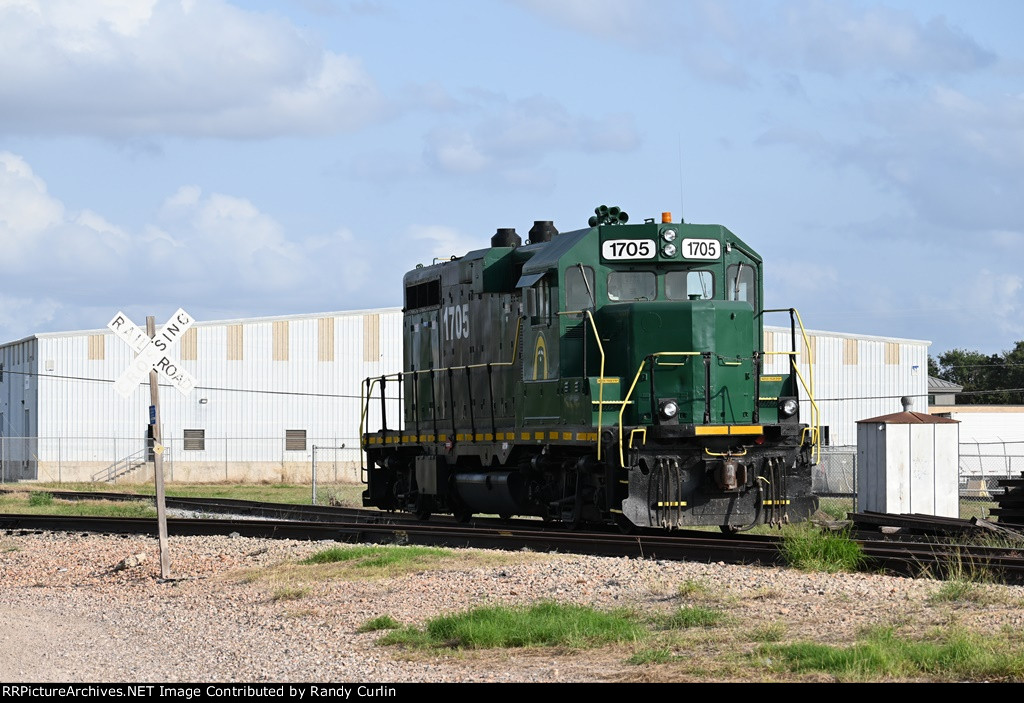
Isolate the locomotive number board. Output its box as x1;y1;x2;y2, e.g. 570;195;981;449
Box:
601;237;723;261
680;238;721;260
601;239;656;260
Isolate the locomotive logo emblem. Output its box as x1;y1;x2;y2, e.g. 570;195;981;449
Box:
532;333;548;380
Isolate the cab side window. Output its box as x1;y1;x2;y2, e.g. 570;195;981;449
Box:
565;266;595;311
726;264;757;308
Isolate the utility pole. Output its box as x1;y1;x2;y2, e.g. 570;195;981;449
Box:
147;316;172;579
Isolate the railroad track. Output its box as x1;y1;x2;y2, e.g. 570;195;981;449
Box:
5;510;1024;583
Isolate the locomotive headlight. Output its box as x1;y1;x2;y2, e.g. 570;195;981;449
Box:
661;243;677;257
662;228;677;242
779;398;799;417
659;399;679;419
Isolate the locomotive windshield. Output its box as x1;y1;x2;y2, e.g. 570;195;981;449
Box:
666;270;714;300
607;271;656;301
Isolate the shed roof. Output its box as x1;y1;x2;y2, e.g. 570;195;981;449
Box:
857;411;959;424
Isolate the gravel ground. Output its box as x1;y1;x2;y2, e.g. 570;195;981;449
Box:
2;530;1023;683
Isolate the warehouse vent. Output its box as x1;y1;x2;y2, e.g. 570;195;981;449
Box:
181;328;197;361
285;429;307;451
273;321;289;361
88;334;105;360
183;429;206;451
318;317;335;362
363;314;380;362
227;325;244;361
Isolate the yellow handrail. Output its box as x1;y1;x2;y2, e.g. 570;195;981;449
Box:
585;310;606;460
559;309;610;460
785;309;820;463
763;309;821;463
617;352;700;466
360;318;523;438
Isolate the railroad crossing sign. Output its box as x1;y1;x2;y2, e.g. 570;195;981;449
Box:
107;308;197;398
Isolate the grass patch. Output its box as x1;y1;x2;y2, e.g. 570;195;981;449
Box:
27;491;53;507
627;647;675;665
748;622;787;643
654;606;727;630
754;625;1024;682
29;482;365;507
358;615;402;632
817;498;853;521
271;586;310;601
300;545;450;569
929;579;998;606
676;579;714;599
780;524;865;573
0;492;157;518
379;601;646;650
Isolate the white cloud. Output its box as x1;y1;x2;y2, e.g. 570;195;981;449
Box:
0;152;65;262
518;0;994;82
409;225;481;262
421;95;641;185
0;0;387;137
0;151;482;341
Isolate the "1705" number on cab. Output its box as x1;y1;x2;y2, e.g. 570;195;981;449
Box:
601;239;656;260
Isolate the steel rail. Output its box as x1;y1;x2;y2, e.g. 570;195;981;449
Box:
6;513;1024;582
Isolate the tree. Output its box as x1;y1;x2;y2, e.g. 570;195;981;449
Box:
933;343;1024;405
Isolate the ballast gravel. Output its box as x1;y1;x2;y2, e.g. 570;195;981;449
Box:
2;530;1023;683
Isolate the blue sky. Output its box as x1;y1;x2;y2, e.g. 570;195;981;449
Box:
1;0;1022;356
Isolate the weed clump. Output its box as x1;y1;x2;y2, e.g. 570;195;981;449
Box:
781;524;865;573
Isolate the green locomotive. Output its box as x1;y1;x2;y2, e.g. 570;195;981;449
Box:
361;206;819;530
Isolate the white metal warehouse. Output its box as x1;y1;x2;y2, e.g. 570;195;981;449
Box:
0;308;401;483
0;307;927;484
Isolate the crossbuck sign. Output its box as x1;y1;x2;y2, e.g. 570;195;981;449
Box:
107;309;197;399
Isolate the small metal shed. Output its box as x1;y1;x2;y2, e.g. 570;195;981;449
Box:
856;411;960;517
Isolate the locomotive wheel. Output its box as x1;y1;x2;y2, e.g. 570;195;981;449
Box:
415;509;432;521
499;513;512;521
454;509;473;523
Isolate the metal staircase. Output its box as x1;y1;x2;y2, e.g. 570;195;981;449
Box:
92;448;148;482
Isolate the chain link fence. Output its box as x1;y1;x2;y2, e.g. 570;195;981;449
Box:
813;443;1023;522
814;447;858;521
0;435;362;486
311;444;363;506
3;436;1022;522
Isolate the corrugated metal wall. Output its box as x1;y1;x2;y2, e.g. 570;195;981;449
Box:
765;326;929;447
31;309;403;465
